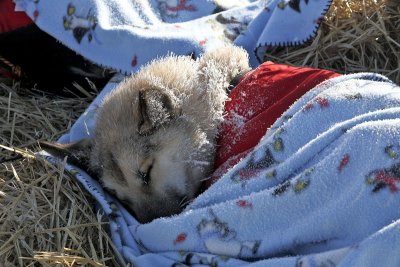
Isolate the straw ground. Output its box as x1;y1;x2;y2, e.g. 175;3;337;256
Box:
0;83;127;266
0;1;399;266
265;0;399;84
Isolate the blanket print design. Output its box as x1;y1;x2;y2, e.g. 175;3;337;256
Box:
205;13;251;42
63;3;98;44
156;0;197;19
196;209;261;257
278;0;310;12
231;147;277;187
365;147;400;193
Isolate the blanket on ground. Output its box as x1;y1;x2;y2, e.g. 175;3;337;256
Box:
44;73;400;266
14;0;332;70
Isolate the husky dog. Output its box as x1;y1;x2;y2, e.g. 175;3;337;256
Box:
39;44;250;223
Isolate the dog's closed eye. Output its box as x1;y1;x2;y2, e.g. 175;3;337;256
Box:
137;163;153;184
138;166;153;185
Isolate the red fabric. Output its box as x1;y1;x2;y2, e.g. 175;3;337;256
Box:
205;62;341;187
0;0;32;33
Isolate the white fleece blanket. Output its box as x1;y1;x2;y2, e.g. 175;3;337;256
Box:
44;73;400;266
14;0;332;70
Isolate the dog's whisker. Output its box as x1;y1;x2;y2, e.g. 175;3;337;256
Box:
200;176;212;182
180;198;192;209
179;195;188;206
181;160;210;166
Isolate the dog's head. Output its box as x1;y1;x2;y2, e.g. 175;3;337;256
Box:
92;76;216;223
40;85;214;223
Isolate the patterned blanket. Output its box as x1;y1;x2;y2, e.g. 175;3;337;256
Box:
14;0;332;70
45;73;400;266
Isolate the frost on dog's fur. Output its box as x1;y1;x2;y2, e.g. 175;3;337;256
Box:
39;44;250;223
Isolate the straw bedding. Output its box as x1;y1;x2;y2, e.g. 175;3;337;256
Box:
0;84;126;266
265;0;400;84
0;1;399;266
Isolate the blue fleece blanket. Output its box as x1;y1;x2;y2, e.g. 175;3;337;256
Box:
21;0;400;266
14;0;332;70
44;73;400;266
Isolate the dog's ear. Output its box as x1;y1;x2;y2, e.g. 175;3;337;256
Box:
197;44;250;86
38;139;93;174
138;89;177;135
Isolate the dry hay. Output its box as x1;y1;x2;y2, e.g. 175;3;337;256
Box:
0;82;90;150
0;82;127;266
0;155;125;267
265;0;400;85
0;1;399;266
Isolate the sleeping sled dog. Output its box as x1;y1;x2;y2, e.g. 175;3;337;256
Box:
40;44;250;223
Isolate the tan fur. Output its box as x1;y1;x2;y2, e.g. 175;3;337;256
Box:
43;44;250;223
